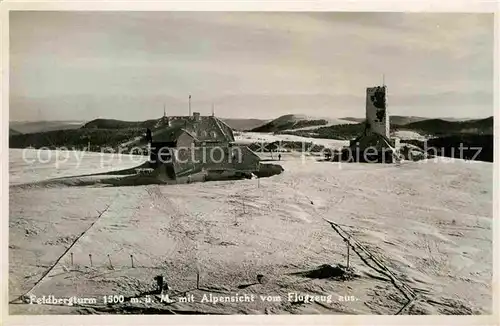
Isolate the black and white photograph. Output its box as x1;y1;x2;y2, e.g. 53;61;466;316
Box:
4;7;496;319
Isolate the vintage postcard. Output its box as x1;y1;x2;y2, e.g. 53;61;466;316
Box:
1;1;498;325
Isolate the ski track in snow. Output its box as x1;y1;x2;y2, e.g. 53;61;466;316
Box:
8;147;492;315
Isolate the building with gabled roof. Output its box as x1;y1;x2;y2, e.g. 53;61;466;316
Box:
148;112;260;180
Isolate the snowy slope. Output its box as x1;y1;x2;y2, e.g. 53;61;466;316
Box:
282;114;356;126
284;118;358;132
9;149;147;186
8;149;492;315
235;132;349;149
392;130;428;141
9;121;86;133
252;114;356;133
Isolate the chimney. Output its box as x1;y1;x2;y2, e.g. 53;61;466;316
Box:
193;112;201;121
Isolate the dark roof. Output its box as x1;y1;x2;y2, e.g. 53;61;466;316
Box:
146;116;235;144
184;116;234;143
152;126;192;143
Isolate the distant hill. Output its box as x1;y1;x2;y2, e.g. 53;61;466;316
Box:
251;114;355;133
81;117;269;131
9;115;493;153
9;115;257;151
277;123;365;141
391;116;431;126
251;114;326;132
404;116;493;136
9;128;22;136
276;116;493;141
220;118;269;131
82;118;160;129
9;121;86;134
404;134;493;162
341;116;429;126
9;128;146;150
341;117;365;123
10;117;161;150
10;116;326;134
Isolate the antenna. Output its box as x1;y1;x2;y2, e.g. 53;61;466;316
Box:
189;95;192;116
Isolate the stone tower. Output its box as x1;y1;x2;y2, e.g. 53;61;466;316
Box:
365;85;389;138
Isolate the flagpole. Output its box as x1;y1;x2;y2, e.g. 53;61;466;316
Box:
189;95;191;116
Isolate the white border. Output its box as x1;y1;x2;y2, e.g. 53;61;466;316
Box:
1;1;498;325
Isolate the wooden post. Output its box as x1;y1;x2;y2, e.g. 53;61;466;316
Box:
108;254;113;269
155;275;164;294
130;255;134;268
89;254;93;267
70;252;73;266
196;272;200;289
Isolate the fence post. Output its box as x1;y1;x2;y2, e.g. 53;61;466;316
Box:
108;254;113;269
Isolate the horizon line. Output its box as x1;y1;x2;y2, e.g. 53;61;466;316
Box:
9;114;494;124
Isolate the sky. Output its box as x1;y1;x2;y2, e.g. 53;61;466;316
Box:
10;12;493;121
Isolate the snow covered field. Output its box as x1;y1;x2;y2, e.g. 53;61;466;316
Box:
9;149;146;186
235;132;349;149
8;148;492;315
